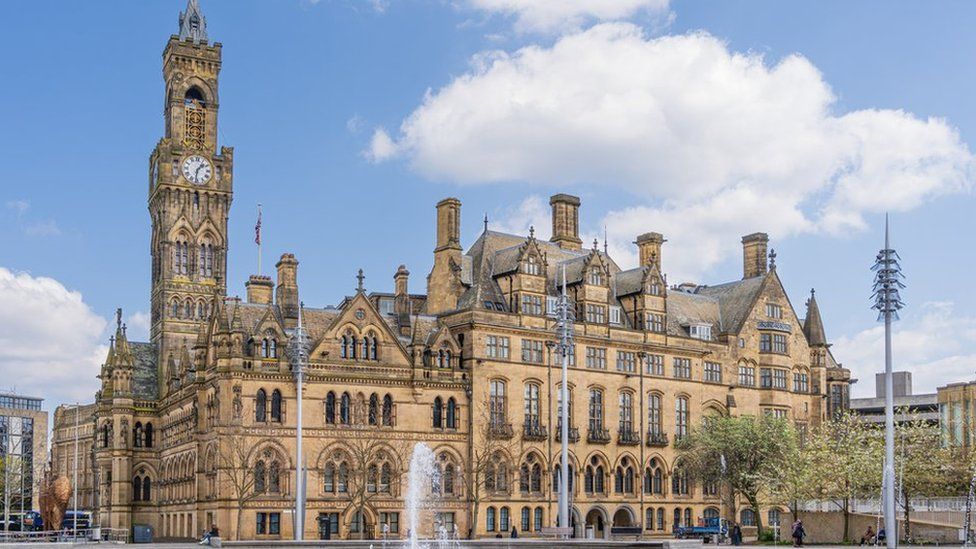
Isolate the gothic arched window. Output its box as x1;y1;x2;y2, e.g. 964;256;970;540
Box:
368;333;378;360
254;460;266;493
368;393;379;426
133;422;143;448
382;394;393;426
270;389;282;422
269;338;277;358
432;397;443;428
446;398;457;429
256;389;267;422
144;423;154;448
340;392;351;425
142;476;151;501
268;460;281;493
325;392;336;424
133;476;142;501
340;335;349;359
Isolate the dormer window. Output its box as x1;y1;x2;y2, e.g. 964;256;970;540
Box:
588;267;603;285
687;323;712;341
523;255;541;276
766;303;783;319
648;281;662;296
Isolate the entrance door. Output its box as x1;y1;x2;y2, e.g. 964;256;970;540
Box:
318;513;339;540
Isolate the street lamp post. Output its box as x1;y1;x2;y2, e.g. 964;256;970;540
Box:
872;215;904;549
289;303;310;541
548;265;574;538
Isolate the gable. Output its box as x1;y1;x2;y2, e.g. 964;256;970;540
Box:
309;292;411;367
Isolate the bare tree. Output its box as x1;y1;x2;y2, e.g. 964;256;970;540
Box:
466;401;523;539
335;434;408;540
216;433;261;540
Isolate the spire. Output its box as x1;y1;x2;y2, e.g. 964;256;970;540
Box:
803;288;828;347
178;0;208;44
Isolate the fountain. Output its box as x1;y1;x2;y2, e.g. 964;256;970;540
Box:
404;442;441;549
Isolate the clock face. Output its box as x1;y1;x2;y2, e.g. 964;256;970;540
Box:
181;155;212;185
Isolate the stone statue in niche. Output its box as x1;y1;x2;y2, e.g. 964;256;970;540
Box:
232;386;242;420
120;419;129;448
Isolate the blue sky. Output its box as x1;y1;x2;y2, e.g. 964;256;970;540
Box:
1;0;973;409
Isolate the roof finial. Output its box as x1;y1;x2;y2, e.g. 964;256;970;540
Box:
115;308;122;331
603;226;608;255
356;269;365;293
178;0;208;44
122;324;127;336
768;248;777;270
529;225;535;239
592;238;599;251
810;287;816;297
483;213;489;233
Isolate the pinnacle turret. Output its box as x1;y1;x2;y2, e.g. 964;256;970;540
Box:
803;288;828;347
178;0;208;44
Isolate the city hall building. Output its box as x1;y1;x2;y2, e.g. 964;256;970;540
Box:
50;0;852;541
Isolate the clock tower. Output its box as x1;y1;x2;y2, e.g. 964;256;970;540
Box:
148;0;233;396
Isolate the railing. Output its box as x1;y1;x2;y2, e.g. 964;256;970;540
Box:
617;428;641;445
488;421;514;440
555;424;580;443
646;430;669;447
0;527;128;543
522;422;548;441
587;427;611;444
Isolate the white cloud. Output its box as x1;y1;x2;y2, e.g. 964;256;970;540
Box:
5;200;29;217
370;24;974;279
366;128;398;162
24;220;62;237
0;267;107;409
491;194;551;238
468;0;670;34
126;311;151;342
833;301;976;397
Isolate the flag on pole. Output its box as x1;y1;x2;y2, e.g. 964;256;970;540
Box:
255;206;262;245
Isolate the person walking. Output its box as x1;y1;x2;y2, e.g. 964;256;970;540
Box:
511;526;518;538
791;519;805;547
730;522;742;546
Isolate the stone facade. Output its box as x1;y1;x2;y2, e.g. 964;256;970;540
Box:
49;0;851;541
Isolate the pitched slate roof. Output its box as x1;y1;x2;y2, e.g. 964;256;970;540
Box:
694;275;767;335
131;342;159;400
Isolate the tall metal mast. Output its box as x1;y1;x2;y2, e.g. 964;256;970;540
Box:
289;302;310;540
549;265;575;537
871;214;904;549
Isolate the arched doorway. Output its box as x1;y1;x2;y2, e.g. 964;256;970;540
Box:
585;507;608;539
613;507;635;528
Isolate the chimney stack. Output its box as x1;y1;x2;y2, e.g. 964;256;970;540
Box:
741;233;769;279
245;275;273;305
635;232;666;267
427;198;464;315
435;198;462;252
275;253;300;328
394;265;410;314
549;194;582;251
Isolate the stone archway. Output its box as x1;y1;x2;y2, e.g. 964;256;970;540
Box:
585;507;608;539
613;507;635;528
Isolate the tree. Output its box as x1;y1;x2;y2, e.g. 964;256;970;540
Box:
216;433;261;540
338;435;407;539
806;412;881;542
894;413;951;540
466;399;523;539
677;415;797;536
769;434;819;521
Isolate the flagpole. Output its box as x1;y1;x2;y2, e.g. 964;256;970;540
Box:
256;203;263;276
